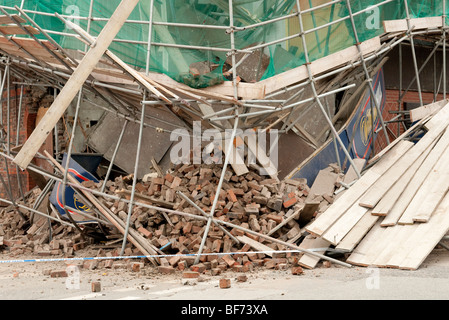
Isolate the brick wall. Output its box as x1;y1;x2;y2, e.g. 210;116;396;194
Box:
374;89;444;153
0;85;54;204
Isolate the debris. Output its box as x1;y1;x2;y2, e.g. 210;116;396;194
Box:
91;281;101;292
219;278;231;289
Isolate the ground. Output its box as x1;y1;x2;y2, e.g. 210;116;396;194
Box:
0;247;448;301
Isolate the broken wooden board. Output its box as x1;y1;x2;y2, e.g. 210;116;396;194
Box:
297;235;331;269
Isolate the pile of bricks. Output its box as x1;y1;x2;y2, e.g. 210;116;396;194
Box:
0;188;87;257
0;160;344;276
90;160;342;274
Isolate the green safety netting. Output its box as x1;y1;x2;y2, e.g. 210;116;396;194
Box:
0;0;446;88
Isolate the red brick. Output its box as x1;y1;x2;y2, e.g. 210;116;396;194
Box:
219;278;231;289
177;261;187;271
50;270;68;278
266;214;283;224
222;255;236;267
183;271;200;278
138;227;152;238
291;266;304;275
158;266;175;274
131;262;144;272
227;189;237;202
283;197;297;208
190;263;206;273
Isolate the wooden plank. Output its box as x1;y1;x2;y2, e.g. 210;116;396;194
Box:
13;0;141;170
399;192;449;270
381;130;449;226
297;235;331;269
236;235;274;257
411;145;449;223
315;124;441;245
345;219;385;266
335;210;378;253
259;37;381;95
321;199;370;246
146;71;266;100
305;140;413;237
358;112;449;209
371;140;434;216
198;103;249;176
383;224;420;268
0;25;39;35
0;14;26;25
371;224;415;267
383;16;443;33
367;112;433;166
410;99;448;123
398;128;449;225
352;221;397;267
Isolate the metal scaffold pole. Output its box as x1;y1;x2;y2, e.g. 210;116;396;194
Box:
295;0;361;179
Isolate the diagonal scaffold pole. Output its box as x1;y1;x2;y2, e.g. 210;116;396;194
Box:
345;0;390;148
294;0;361;179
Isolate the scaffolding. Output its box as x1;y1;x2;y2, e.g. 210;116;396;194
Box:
0;0;446;267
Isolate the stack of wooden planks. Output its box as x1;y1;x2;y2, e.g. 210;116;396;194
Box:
305;100;449;270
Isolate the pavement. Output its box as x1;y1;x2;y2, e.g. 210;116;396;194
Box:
0;248;449;302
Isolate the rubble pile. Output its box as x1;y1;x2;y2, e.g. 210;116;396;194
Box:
0;161;345;276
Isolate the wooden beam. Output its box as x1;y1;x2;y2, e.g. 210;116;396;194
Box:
0;25;39;35
383;16;443;33
0;14;26;25
410;99;448;123
13;0;141;170
258;37;381;95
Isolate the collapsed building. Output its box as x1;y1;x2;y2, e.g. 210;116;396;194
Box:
0;0;448;274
